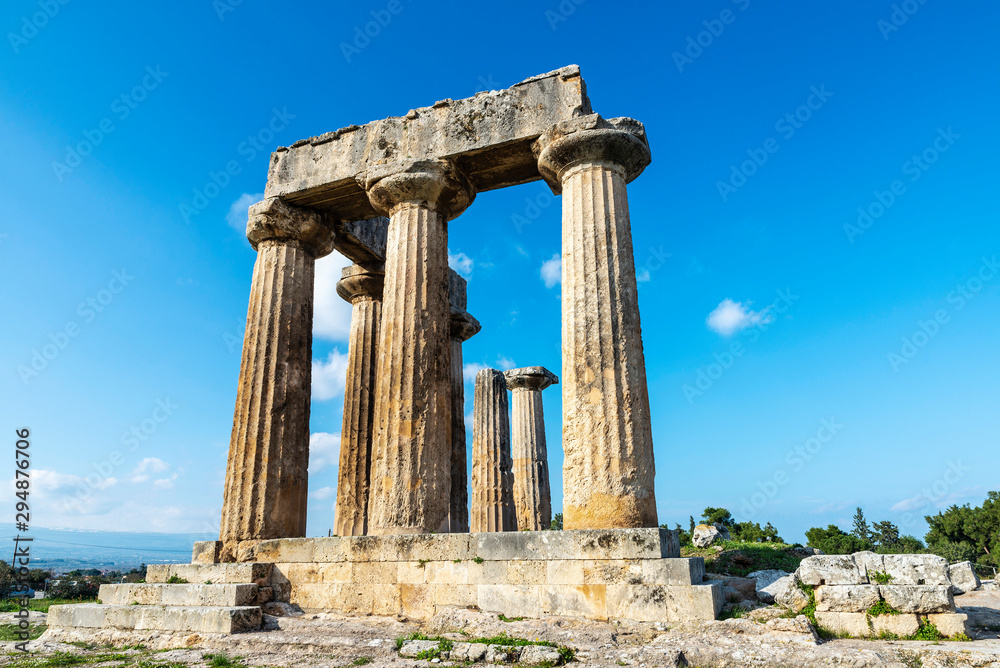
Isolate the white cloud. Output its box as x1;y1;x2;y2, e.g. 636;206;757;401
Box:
706;298;774;336
312;349;350;401
130;457;170;483
891;486;983;513
310;486;335;500
309;432;341;473
463;362;487;383
226;193;264;232
449;251;474;278
496;356;516;371
154;473;179;490
541;254;562;288
636;269;651;283
313;251;354;342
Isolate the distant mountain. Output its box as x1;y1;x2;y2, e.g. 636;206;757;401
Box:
0;524;216;573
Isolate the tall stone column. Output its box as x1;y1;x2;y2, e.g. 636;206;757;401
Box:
534;115;658;530
359;160;476;535
504;366;558;532
448;271;481;533
333;263;385;537
220;198;335;560
471;369;516;532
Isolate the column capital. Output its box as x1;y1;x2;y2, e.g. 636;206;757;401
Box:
504;366;559;392
247;197;335;258
336;263;385;304
358;160;476;222
533;114;651;194
450;309;481;342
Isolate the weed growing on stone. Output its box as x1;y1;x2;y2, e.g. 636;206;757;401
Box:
203;653;245;668
869;569;894;585
350;659;372;666
473;557;485;564
165;576;188;584
497;614;525;622
910;622;944;641
866;601;900;617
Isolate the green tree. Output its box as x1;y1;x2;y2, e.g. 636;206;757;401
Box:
852;507;872;546
925;492;1000;568
806;524;869;554
872;520;900;551
549;513;563;531
701;507;735;528
689;516;696;534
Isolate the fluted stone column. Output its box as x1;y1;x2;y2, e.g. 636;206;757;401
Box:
504;366;558;532
471;369;516;532
220;198;335;560
534;114;658;530
333;263;385;537
359;160;476;535
449;271;481;533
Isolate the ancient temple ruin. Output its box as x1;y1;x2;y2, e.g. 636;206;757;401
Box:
48;66;722;636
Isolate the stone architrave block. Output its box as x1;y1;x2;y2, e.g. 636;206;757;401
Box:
797;555;863;585
879;585;955;613
881;554;950;585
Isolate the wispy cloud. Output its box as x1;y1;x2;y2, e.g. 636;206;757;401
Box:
449;250;474;278
309;432;341;473
312;349;350;401
226;193;263;232
706;298;774;336
541;254;561;288
314;251;354;342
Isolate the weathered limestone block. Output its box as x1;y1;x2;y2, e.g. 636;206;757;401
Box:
851;551;884;583
813;585;880;612
746;570;792;604
606;583;723;622
191;541;221;564
266;66;590;218
872;614;922;637
534;114;656;530
219;198;335;559
927;612;972;637
947;561;980;594
881;554;950;585
776;580;810;613
450;643;488;662
485;645;522;664
814;611;871;637
539;584;608;619
692;523;730;548
449;271;481;533
519;646;563;665
797;555;863;585
504;366;558;532
98;583;258;607
334;262;384;537
48;603;261;634
879;584;955;613
471;369;516;532
146;563;271;586
362;161;475;535
398;640;442;658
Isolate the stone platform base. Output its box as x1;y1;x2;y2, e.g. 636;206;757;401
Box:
816;610;973;638
47;529;722;635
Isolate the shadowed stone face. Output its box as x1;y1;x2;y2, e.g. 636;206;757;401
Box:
448;270;480;534
472;369;516;532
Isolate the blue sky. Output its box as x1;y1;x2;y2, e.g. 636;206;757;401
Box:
3;0;998;545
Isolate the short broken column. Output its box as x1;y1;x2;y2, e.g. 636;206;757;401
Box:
504;366;558;532
333;262;385;537
535;115;658;530
360;160;476;535
219;198;335;560
471;369;516;532
448;271;481;533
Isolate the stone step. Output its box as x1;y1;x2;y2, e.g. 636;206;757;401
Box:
48;603;261;634
99;583;259;607
146;562;271;585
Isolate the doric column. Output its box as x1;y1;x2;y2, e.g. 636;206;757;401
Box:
504;366;558;532
359;160;476;535
534;114;658;530
471;369;516;532
448;271;481;533
333;263;385;537
220;198;335;560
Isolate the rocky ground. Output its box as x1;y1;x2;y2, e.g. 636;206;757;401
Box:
0;592;996;668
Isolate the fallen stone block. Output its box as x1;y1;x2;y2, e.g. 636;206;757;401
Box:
519;645;563;665
745;570;791;604
449;642;488;662
775;579;809;613
692;524;730;548
879;585;955;613
947;561;980;594
399;640;443;658
797;555;863;585
881;554;950;586
814;585;880;612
